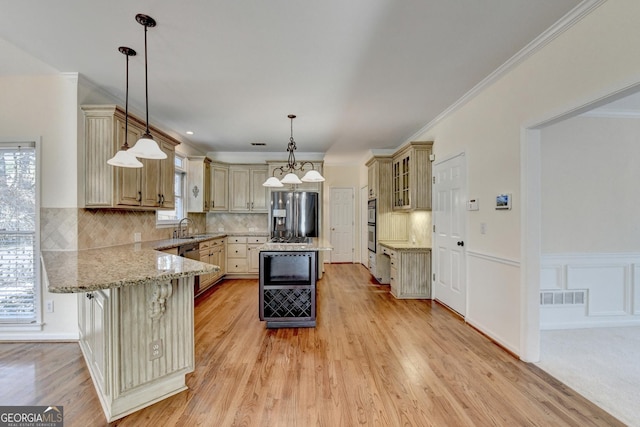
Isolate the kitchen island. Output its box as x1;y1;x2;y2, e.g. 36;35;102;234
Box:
257;238;332;328
41;243;218;422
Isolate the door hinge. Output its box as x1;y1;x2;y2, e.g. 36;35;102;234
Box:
432;225;435;232
433;273;435;281
432;176;435;184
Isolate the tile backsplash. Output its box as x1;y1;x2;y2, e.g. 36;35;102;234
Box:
206;212;268;233
41;208;266;251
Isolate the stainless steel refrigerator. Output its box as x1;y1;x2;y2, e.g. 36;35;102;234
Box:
269;191;318;239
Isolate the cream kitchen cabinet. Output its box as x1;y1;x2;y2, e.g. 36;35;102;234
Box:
211;162;229;211
78;289;110;397
229;165;268;212
187;156;212;213
267;160;324;192
381;244;431;299
83;105;178;210
392;141;433;211
198;237;226;295
226;235;267;276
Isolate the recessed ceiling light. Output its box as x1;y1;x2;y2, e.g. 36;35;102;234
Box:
251;142;266;146
186;131;194;135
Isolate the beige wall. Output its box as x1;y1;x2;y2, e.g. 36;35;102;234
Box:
413;0;640;357
323;164;362;262
0;73;79;339
541;115;640;253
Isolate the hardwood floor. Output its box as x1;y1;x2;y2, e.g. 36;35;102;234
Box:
0;264;623;426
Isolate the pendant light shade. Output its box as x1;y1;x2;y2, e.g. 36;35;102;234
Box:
301;169;325;182
128;14;167;160
262;176;284;187
107;149;143;167
108;46;143;168
262;114;325;187
281;173;303;185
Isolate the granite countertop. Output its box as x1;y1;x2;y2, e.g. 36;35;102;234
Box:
378;240;431;251
150;233;227;251
258;238;333;252
42;243;219;294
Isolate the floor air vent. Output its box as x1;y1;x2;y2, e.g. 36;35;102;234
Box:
540;290;586;306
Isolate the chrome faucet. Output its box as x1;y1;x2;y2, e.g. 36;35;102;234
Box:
178;217;194;238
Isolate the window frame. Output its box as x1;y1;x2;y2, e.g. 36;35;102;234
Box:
0;138;42;331
156;153;186;227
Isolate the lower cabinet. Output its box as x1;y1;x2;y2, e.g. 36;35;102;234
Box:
381;245;431;299
226;235;267;276
197;237;226;295
78;289;109;396
77;279;195;422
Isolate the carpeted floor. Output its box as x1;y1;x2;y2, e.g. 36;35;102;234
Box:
536;326;640;427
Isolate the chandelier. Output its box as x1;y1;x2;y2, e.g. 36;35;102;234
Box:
262;115;325;187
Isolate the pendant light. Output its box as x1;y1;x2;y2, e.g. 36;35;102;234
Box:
127;13;167;160
107;46;143;168
263;114;325;187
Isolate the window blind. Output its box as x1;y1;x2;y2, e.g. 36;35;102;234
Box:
0;143;37;323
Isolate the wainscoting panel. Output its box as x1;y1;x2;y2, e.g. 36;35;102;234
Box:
541;253;640;329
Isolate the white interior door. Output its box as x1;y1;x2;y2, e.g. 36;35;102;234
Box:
329;187;354;263
433;153;467;315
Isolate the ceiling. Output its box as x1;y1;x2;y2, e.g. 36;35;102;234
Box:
0;0;581;163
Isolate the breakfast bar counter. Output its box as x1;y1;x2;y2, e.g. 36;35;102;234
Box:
41;244;218;422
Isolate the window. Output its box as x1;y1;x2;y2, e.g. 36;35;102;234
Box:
157;154;186;225
0;141;39;325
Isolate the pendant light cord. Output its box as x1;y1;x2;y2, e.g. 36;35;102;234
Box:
143;23;150;136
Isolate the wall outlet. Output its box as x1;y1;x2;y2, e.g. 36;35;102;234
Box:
249;227;256;232
149;339;163;361
218;227;224;232
134;232;142;242
480;223;487;234
45;300;54;313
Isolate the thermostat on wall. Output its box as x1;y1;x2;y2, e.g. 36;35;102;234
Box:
496;193;511;210
467;198;479;211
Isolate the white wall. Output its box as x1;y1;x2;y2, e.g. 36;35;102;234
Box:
541;115;640;253
0;74;80;339
539;114;640;328
412;0;640;358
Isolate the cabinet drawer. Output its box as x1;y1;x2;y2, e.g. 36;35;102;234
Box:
227;243;247;258
248;236;267;244
227;258;247;272
211;238;225;246
228;236;248;244
199;240;211;250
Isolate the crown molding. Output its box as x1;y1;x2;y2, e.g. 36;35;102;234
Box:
580;109;640;119
403;0;608;144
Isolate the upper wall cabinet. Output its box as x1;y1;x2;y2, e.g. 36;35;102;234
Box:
266;161;324;192
229;165;268;212
187;156;211;213
211;162;229;211
83;105;179;210
392;141;433;211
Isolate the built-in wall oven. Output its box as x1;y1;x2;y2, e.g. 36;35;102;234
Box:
367;199;376;253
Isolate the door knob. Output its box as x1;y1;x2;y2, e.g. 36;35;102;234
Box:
457;241;464;247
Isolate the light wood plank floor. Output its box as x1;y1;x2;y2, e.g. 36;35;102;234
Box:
0;264;623;426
